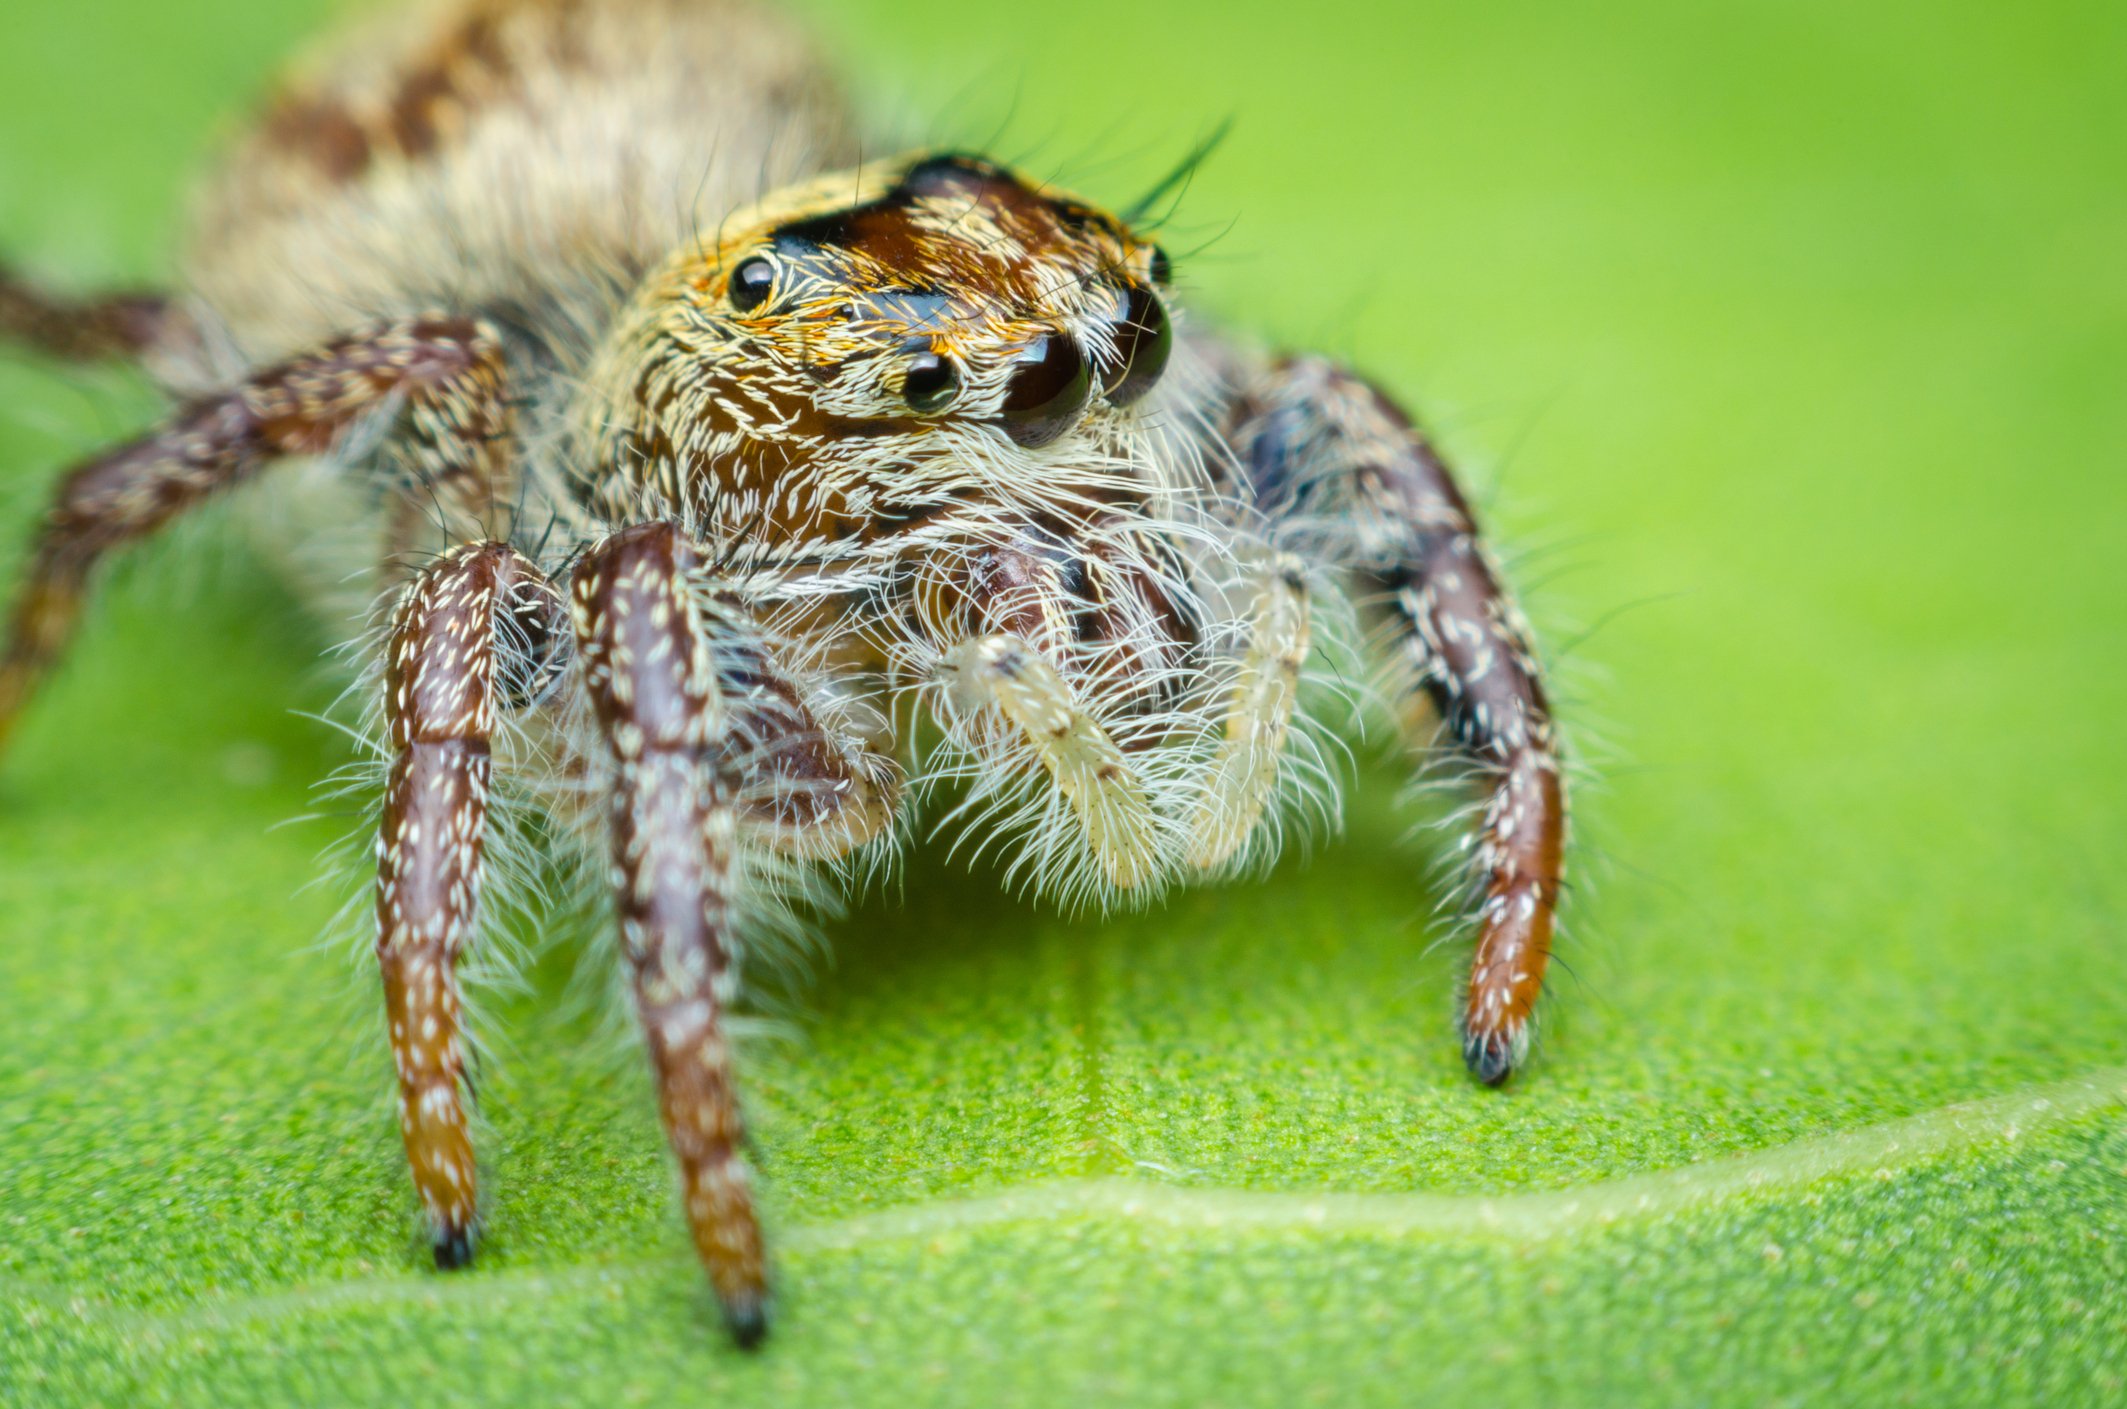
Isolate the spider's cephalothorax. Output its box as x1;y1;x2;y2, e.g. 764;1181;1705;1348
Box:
590;152;1181;528
0;0;1568;1349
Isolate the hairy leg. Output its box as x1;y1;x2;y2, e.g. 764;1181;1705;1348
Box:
376;540;560;1268
939;633;1162;890
0;265;167;362
0;315;512;756
571;521;893;1348
1185;551;1312;870
1221;353;1567;1085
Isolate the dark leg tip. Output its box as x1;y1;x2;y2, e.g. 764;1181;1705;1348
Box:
1464;1032;1517;1087
722;1291;771;1351
433;1227;475;1271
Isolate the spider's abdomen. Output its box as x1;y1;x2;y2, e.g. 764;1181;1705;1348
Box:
173;0;854;375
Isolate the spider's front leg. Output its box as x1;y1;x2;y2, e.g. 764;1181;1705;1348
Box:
569;521;895;1348
1223;353;1567;1085
0;315;511;756
375;540;562;1267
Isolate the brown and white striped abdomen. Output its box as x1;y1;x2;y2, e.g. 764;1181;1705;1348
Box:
172;0;855;375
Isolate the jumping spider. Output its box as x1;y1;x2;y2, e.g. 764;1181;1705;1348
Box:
0;0;1568;1348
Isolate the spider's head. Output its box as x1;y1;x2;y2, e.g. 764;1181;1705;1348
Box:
605;152;1177;520
696;153;1172;450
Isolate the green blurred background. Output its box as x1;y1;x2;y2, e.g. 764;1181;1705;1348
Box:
2;0;2122;1404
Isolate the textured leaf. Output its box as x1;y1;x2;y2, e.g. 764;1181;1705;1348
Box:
3;0;2124;1405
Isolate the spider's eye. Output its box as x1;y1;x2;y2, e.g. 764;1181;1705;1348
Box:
728;256;776;313
1147;245;1172;286
902;351;960;413
1101;284;1172;408
998;332;1091;449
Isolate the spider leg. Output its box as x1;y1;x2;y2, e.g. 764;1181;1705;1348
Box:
0;264;167;362
1223;354;1567;1085
571;521;896;1349
0;315;512;756
375;540;561;1269
937;633;1162;890
1184;550;1312;870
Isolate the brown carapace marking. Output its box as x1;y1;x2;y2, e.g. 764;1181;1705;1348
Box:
260;92;378;185
377;541;558;1264
570;522;769;1346
0;315;511;753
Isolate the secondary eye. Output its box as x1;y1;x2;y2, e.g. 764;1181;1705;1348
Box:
998;332;1092;448
728;256;776;313
1101;284;1172;408
1147;245;1172;286
902;351;960;412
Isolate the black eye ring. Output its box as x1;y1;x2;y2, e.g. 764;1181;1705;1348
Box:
902;351;960;413
728;255;776;313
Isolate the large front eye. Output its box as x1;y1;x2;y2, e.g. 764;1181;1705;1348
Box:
998;332;1091;448
1101;284;1172;408
728;256;776;313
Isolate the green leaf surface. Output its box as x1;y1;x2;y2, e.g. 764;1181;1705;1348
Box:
3;0;2124;1404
